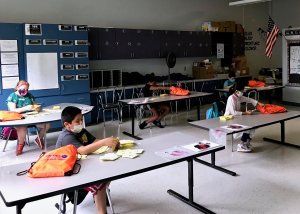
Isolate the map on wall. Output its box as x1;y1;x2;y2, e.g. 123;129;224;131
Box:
290;46;300;74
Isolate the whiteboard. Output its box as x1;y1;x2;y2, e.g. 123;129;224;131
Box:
26;53;59;90
290;46;300;74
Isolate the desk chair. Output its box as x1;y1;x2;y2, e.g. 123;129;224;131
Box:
2;125;41;152
244;89;258;111
56;187;115;214
96;90;121;126
172;82;190;113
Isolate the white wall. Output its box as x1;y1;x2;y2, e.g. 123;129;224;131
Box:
0;0;286;78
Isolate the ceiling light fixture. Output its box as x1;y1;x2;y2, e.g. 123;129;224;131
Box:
229;0;271;6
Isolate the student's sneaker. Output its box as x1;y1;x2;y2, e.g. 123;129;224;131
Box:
237;143;252;153
153;120;165;128
139;121;148;130
35;137;44;150
16;143;25;156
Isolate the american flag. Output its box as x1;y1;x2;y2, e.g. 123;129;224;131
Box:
265;16;280;58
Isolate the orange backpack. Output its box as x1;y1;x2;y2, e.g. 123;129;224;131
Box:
0;111;24;121
17;145;79;178
170;86;190;96
256;104;287;114
248;80;265;88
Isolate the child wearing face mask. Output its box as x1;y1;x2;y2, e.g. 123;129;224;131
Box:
6;80;50;155
223;71;236;98
56;106;120;214
224;90;264;152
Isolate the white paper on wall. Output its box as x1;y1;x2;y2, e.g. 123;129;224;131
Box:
0;40;18;52
1;64;19;77
26;53;59;90
1;52;18;64
2;76;19;89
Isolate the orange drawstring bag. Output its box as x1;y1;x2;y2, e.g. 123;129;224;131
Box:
256;104;287;114
17;144;80;178
0;111;24;121
170;86;190;96
248;80;265;88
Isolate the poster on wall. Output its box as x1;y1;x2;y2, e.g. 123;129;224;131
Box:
2;76;19;89
290;46;300;74
217;43;224;59
1;64;19;77
0;52;18;64
0;40;18;52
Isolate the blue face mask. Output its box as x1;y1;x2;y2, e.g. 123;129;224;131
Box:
229;79;235;84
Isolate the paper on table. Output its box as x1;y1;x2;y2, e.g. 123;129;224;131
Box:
182;140;220;152
99;153;120;161
220;124;249;131
155;146;193;161
128;100;141;104
93;146;110;154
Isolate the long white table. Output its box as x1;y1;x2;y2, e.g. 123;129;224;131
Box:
0;103;93;151
189;111;300;151
215;85;284;104
119;91;212;140
0;132;225;214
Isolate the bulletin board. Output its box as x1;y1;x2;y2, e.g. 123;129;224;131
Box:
289;44;300;74
26;52;59;90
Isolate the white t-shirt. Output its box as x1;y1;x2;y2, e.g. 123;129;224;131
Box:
224;94;258;116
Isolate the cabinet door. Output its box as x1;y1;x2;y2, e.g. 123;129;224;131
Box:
211;32;233;58
133;29;161;58
88;27;100;60
232;33;245;57
115;29;135;59
99;28;117;60
160;30;185;58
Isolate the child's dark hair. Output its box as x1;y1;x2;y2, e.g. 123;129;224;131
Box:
146;73;156;82
61;106;81;126
228;71;236;78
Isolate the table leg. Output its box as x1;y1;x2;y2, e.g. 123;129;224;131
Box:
167;160;216;214
73;190;78;214
16;203;25;214
122;106;142;140
194;152;237;176
263;121;300;149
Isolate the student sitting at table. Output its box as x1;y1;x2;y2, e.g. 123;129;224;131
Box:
223;71;236;98
139;74;171;129
224;90;264;152
56;106;120;214
6;80;50;156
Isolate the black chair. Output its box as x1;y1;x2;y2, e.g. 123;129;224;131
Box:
96;89;121;126
243;88;258;111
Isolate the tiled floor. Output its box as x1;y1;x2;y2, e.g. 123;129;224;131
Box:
1;104;300;214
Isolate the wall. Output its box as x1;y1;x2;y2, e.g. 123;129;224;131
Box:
0;0;280;78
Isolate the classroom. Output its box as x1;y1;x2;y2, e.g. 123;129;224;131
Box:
0;0;300;213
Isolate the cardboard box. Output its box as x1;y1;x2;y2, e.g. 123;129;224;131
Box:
219;21;236;32
240;67;249;76
233;55;247;71
235;24;244;33
192;65;215;79
201;21;219;31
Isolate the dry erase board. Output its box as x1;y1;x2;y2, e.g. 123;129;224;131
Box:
26;53;59;90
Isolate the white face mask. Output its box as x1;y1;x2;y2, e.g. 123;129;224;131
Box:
236;91;243;97
71;124;83;133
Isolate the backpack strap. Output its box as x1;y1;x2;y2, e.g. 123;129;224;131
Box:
16;152;46;176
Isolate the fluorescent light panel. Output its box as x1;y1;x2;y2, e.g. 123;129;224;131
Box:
229;0;271;6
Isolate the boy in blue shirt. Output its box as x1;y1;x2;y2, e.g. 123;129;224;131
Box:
56;106;119;214
223;71;236;98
